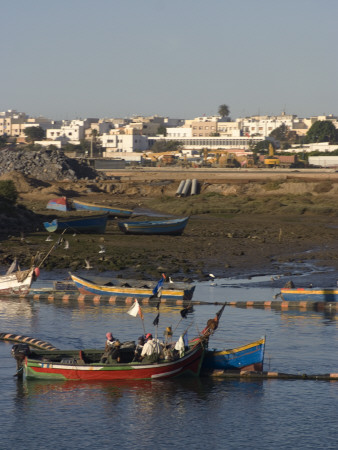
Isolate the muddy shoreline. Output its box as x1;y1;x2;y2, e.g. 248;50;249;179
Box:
1;169;338;281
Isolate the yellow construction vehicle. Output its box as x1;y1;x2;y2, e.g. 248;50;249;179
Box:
264;143;280;167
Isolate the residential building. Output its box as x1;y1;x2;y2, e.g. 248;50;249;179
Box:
100;132;148;157
185;116;219;137
0;109;28;137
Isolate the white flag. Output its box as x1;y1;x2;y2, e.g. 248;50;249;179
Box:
127;299;143;318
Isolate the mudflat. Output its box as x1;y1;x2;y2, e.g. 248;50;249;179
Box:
1;168;338;280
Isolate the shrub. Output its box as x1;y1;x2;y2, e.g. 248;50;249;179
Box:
0;180;18;204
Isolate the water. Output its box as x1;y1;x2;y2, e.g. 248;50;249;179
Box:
0;271;337;449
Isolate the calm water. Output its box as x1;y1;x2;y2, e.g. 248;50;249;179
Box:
0;270;337;449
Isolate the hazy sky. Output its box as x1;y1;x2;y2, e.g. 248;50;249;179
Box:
1;0;337;120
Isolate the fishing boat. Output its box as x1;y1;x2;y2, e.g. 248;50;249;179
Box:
43;214;108;233
202;336;266;373
117;216;189;235
72;199;133;218
280;286;338;302
69;273;195;300
46;197;71;212
13;343;204;381
10;307;227;381
0;267;39;295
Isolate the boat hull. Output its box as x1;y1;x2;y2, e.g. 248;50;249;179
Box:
46;197;70;212
24;345;204;381
70;273;195;300
43;214;108;234
281;288;338;302
202;337;265;372
0;269;34;295
117;217;189;235
72;200;133;218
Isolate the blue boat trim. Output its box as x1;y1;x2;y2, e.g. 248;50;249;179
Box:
281;288;338;302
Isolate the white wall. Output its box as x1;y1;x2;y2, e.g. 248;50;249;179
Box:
308;156;338;167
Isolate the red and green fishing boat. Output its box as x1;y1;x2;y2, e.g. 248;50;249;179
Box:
17;343;204;381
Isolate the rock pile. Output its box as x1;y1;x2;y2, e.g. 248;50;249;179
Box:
0;148;99;181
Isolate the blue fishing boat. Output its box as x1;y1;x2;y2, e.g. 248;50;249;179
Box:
117;216;189;235
69;273;195;300
43;214;108;234
280;287;338;302
72;199;133;218
202;336;266;373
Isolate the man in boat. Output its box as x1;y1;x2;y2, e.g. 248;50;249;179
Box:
140;333;163;363
105;332;118;350
132;335;145;362
101;332;121;363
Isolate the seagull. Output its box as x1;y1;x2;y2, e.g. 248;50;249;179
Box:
209;273;216;285
85;259;93;269
64;240;69;250
45;235;53;242
99;245;106;254
168;276;174;283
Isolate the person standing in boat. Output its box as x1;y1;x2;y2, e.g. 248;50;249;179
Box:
140;333;163;363
132;335;145;362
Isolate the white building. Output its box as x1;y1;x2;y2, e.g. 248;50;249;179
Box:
149;135;265;151
287;142;338;153
46;119;87;144
308;156;338;167
100;133;149;157
166;127;192;138
237;113;297;137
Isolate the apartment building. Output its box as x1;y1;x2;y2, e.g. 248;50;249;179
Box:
0;110;28;137
184;116;219;137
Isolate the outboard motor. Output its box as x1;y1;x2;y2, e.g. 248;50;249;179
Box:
11;344;31;378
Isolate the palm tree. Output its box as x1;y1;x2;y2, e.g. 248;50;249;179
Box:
218;104;230;118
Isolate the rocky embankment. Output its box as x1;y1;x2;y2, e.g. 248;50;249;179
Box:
0;148;99;181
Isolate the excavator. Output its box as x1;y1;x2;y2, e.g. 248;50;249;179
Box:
264;143;280;167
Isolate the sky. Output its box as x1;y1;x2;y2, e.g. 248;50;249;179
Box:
1;0;338;121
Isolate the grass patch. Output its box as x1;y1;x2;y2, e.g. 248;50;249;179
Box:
313;181;333;194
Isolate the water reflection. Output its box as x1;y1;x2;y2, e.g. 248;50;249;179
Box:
17;376;265;404
0;297;33;318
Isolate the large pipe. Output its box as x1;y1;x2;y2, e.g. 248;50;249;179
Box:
191;179;198;195
181;179;192;197
176;180;186;197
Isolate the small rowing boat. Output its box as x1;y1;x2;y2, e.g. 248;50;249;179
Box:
69;273;195;300
72;199;133;218
43;214;108;234
117;216;189;235
202;336;266;373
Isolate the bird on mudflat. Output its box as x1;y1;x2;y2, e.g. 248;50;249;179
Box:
85;259;93;269
99;245;106;254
